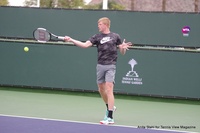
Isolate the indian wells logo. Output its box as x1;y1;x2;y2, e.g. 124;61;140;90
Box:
122;59;143;85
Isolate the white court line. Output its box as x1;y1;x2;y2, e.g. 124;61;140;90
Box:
0;114;197;133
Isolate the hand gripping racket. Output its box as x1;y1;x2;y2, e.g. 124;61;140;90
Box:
33;28;65;43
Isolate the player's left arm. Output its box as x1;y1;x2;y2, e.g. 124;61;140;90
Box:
118;39;133;55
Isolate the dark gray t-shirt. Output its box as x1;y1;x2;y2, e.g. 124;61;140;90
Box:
89;32;122;65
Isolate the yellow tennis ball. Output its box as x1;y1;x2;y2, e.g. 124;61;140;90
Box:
24;47;29;52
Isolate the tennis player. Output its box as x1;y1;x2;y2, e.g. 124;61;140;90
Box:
64;17;132;125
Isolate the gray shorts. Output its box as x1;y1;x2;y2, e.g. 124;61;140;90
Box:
96;64;116;84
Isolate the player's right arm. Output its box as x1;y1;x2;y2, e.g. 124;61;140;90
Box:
64;36;92;48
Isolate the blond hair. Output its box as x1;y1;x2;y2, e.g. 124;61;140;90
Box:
98;17;111;28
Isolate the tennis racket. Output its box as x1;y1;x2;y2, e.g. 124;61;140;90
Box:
33;28;65;43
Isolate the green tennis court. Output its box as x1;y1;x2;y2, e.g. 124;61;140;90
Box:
0;87;199;132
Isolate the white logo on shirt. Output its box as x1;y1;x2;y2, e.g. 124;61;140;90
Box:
100;37;112;44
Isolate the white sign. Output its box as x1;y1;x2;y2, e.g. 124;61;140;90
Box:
121;58;143;85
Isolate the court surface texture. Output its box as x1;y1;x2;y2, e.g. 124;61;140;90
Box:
0;87;199;133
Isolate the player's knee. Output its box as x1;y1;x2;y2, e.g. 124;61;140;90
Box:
105;82;114;94
98;83;105;92
105;82;113;89
98;87;102;93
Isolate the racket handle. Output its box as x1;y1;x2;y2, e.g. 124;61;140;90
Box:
58;36;65;40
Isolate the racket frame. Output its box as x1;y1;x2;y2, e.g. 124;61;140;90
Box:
33;28;64;43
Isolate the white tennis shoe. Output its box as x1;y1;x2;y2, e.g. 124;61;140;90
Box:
100;117;114;125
